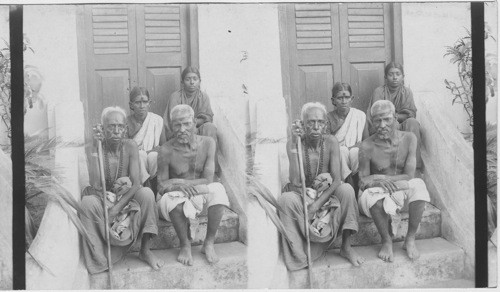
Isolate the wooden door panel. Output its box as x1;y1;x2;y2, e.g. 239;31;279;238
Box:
95;70;131;115
339;3;393;111
349;62;385;112
145;67;181;117
298;65;334;113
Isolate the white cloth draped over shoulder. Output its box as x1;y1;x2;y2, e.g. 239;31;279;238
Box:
132;112;163;152
334;108;366;148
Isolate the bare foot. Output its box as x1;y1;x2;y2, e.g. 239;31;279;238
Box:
139;249;164;270
403;237;420;260
378;241;394;262
340;245;365;266
177;245;193;266
201;242;220;264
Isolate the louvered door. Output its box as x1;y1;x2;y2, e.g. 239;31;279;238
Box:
285;3;342;120
281;3;398;118
136;4;188;117
83;4;139;129
339;3;393;112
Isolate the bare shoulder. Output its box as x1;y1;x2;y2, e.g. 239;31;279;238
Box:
400;130;417;144
360;135;375;152
199;135;215;148
159;141;174;156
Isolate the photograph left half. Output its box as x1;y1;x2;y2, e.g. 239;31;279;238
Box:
0;5;12;291
23;4;248;290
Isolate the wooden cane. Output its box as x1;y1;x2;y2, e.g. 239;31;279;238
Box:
296;135;314;288
97;139;114;289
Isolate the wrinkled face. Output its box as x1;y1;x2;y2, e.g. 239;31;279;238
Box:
372;109;397;139
332;90;353;110
182;72;201;93
104;112;127;141
303;108;327;140
130;94;150;117
385;68;404;88
172;112;196;144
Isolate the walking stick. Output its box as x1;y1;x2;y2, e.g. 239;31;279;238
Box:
296;135;314;288
96;137;114;289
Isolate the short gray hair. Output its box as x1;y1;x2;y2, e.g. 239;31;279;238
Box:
170;104;195;120
101;106;127;125
301;102;327;121
370;100;395;117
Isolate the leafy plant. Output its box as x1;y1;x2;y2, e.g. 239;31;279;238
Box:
443;28;496;127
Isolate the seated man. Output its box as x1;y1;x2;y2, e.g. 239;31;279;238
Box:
278;102;364;271
156;104;229;265
80;106;164;274
358;100;430;262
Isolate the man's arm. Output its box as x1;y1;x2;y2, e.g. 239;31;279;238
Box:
187;136;215;186
308;136;342;215
157;145;171;195
109;140;141;219
286;139;301;188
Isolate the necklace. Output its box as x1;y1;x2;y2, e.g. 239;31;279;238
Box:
304;138;324;187
104;140;124;190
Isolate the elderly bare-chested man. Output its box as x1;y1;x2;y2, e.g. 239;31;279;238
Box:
278;102;364;271
358;100;430;262
80;106;164;274
156;104;229;266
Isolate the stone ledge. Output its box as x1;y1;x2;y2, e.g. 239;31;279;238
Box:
331;202;441;248
90;241;247;289
290;237;465;289
131;208;239;251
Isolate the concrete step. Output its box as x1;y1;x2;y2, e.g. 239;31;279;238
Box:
131;208;239;252
290;237;465;289
90;241;247;289
331;202;441;248
396;278;474;288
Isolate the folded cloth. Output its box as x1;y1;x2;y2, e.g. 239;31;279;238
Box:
107;177;139;246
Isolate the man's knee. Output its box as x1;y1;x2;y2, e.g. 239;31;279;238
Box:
369;198;385;212
135;187;155;205
199;122;217;138
403;118;421;132
339;145;349;158
278;191;301;210
81;195;102;214
147;151;158;164
335;183;355;201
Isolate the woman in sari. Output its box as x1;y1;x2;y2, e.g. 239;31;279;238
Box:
327;82;369;188
127;87;166;185
163;66;217;144
366;62;422;169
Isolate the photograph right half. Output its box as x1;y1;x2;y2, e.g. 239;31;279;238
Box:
246;1;497;289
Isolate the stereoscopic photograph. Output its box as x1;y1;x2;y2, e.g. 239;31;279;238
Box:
2;1;495;290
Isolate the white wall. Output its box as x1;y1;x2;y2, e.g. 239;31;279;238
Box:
0;6;9;148
24;5;81;138
402;3;472;133
198;4;289;288
485;2;498;124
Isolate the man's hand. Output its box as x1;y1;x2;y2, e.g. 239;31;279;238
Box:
372;178;398;194
291;119;305;144
93;124;105;141
173;183;199;198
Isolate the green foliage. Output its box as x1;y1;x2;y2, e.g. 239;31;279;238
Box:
443;28;496;127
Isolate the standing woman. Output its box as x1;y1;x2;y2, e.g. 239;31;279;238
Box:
163;66;217;144
366;62;423;169
327;82;369;186
127;87;166;185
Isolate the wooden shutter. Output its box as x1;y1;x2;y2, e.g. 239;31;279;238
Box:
285;3;342;120
136;4;188;118
339;3;392;112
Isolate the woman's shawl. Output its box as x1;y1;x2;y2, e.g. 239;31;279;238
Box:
366;85;417;133
163;89;214;139
327;108;366;148
129;112;163;151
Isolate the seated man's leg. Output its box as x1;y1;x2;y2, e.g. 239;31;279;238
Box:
134;187;164;269
400;118;423;169
169;202;193;265
334;183;364;266
403;178;430;260
339;146;351;181
202;182;230;264
359;190;393;262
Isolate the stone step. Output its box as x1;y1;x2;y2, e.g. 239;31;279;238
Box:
90;241;247;289
396;278;474;288
131;208;239;252
289;237;465;289
331;202;441;248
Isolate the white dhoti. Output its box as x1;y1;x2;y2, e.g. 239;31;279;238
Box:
339;146;359;180
156;182;230;240
358;178;430;233
138;150;158;183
